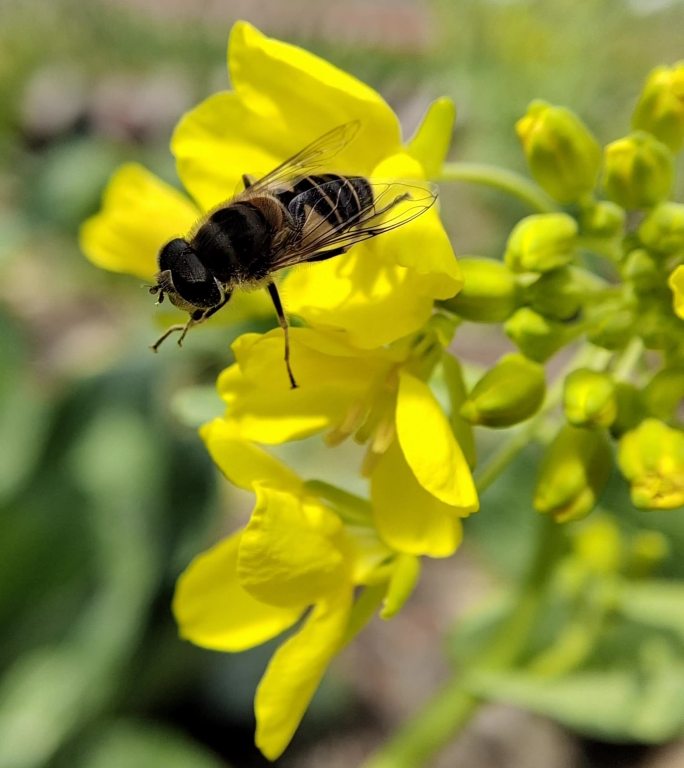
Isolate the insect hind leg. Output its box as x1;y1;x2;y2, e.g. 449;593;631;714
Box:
266;281;298;389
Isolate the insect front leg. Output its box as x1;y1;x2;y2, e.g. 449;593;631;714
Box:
150;290;233;352
150;316;195;352
266;281;298;389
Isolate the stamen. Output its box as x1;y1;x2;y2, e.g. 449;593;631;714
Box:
325;400;366;446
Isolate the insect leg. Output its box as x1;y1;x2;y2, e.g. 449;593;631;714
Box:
150;317;194;352
303;246;349;263
266;281;298;389
150;291;233;352
242;173;256;189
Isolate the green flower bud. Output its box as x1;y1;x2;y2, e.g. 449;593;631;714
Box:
460;353;545;428
618;418;684;509
516;100;601;203
504;307;571;362
611;382;647;438
586;298;635;350
563;368;617;428
444;257;519;323
639;202;684;256
579;200;626;240
525;267;583;321
534;426;612;522
602;131;674;210
643;365;684;421
626;530;669;577
633;301;682;351
572;517;623;574
504;213;578;274
632;61;684;153
622;249;661;294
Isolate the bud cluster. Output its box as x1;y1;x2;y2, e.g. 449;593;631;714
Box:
443;67;684;520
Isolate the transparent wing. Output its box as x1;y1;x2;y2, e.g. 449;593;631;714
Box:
237;122;361;196
270;179;438;270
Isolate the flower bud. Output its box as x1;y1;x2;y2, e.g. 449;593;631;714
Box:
610;383;647;438
460;353;545;428
618;418;684;510
643;365;684;421
626;530;669;577
534;426;612;522
525;267;583;321
563;368;617;428
516;100;601;203
632;62;684;153
504;213;578;274
444;257;519;322
622;249;661;294
504;307;571;362
579;200;626;240
639;203;684;257
669;264;684;319
586;299;635;350
572;517;622;574
602;131;674;210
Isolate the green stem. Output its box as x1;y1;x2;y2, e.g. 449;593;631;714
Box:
438;162;559;214
361;517;562;768
612;336;644;382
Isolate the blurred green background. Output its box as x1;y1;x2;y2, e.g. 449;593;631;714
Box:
2;1;684;766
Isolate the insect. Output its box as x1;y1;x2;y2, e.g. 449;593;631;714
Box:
149;121;437;388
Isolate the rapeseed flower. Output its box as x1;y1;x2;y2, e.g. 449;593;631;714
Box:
80;20;461;348
213;325;478;558
175;421;402;759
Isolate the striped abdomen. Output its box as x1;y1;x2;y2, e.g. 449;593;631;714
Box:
280;174;374;248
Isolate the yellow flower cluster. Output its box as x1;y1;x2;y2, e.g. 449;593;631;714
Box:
81;21;478;758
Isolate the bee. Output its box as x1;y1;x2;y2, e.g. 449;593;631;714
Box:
149;121;437;388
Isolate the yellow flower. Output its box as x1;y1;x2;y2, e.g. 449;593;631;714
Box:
80;20;461;348
618;418;684;510
669;264;684;319
175;421;399;760
214;326;478;557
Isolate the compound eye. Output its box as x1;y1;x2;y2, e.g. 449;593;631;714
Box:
158;238;189;271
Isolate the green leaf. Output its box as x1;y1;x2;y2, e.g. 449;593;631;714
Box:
466;640;684;743
75;721;227;768
618;581;684;641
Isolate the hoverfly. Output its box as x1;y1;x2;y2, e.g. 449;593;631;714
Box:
149;121;437;388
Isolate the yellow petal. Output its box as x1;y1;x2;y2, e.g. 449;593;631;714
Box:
255;588;353;760
371;440;464;558
369;152;462;296
172;531;301;652
283;252;437;349
238;486;352;608
669;264;684;319
172;21;401;209
396;371;478;511
217;328;390;441
407;97;456;178
200;417;302;493
80;163;199;280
